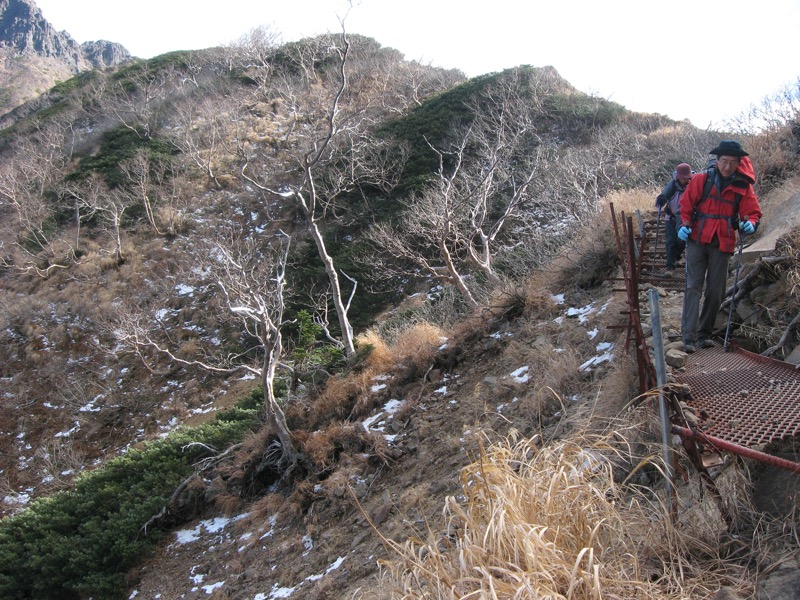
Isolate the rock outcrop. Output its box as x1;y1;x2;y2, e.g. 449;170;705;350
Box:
0;0;131;115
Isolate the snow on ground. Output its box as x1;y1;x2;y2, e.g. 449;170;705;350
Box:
133;512;349;599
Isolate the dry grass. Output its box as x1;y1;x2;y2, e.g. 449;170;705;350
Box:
535;189;656;294
376;430;754;599
603;187;658;219
744;127;800;194
303;323;447;429
356;330;396;373
392;323;447;370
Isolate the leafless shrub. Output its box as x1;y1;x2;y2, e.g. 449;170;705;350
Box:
155;206;190;236
35;438;85;491
301;422;368;470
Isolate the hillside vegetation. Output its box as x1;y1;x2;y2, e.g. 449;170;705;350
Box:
1;28;800;599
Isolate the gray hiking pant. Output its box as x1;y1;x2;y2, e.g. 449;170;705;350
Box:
681;238;732;345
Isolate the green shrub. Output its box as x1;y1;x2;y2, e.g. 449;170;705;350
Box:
0;395;261;599
67;127;175;188
51;71;99;96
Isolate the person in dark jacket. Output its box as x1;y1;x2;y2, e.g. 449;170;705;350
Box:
677;140;762;352
655;162;693;270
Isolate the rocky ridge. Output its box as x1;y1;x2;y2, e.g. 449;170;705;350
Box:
0;0;130;115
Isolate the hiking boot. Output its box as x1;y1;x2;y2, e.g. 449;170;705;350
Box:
697;339;715;349
683;343;696;353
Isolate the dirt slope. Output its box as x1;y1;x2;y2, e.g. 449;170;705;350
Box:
127;275;634;599
127;183;800;599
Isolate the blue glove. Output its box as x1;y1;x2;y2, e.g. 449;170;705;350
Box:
678;226;692;241
740;220;755;235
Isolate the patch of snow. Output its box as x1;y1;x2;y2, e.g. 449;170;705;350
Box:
202;581;224;594
552;293;565;304
175;528;200;545
383;399;404;413
566;303;595;323
302;534;313;555
175;516;233;545
370;383;387;393
587;327;599;339
258;514;279;540
266;583;296;598
174;284;195;296
190;571;205;585
579;351;614;371
434;385;447;395
491;330;513;339
3;491;30;506
79;397;102;413
54;422;81;438
510;366;529;383
362;412;384;430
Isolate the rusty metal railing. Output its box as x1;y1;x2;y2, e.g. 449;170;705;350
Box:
609;203;800;479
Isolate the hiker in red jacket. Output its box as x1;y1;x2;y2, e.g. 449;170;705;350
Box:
677;140;762;352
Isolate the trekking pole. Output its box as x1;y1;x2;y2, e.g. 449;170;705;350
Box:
723;225;747;352
652;205;662;273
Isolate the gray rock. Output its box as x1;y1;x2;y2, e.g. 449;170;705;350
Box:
757;557;800;599
665;348;688;368
0;0;130;70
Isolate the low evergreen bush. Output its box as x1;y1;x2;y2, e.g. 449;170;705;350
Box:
0;391;262;599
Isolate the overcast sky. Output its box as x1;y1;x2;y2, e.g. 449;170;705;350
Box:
33;0;800;130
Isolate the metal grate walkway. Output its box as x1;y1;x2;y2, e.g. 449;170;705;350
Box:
676;345;800;447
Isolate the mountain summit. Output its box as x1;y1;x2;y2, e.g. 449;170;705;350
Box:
0;0;131;114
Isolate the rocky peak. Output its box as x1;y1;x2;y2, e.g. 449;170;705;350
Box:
80;39;130;70
0;0;131;72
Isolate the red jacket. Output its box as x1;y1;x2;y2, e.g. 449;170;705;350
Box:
678;156;762;253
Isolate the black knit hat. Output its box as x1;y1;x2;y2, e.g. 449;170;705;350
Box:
710;140;749;157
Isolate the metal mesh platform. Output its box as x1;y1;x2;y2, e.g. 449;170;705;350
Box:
676;345;800;447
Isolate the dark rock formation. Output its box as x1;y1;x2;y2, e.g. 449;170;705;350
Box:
0;0;131;72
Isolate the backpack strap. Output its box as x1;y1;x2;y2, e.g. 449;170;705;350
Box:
701;166;715;203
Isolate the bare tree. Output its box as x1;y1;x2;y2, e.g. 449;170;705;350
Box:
104;63;175;140
168;93;236;188
365;71;548;305
227;25;283;93
111;230;297;461
235;28;406;357
114;150;192;237
0;121;78;277
64;174;133;265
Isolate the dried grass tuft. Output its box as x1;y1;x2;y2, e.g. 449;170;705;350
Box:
378;431;753;599
301;421;379;470
356;330;394;373
391;322;445;370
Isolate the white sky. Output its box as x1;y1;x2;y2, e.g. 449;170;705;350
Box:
33;0;800;130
